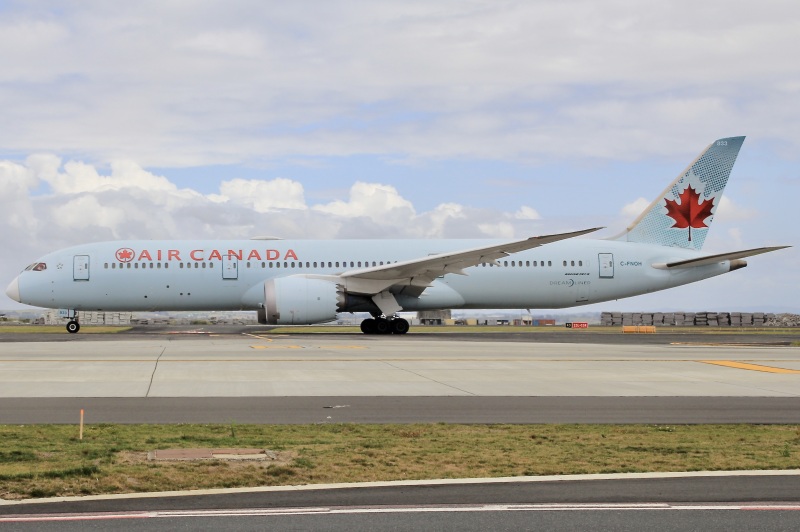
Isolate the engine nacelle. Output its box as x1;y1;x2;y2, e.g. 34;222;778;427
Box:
263;276;339;325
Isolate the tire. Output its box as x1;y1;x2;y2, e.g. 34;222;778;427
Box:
374;318;391;334
391;318;410;335
360;318;377;334
66;321;80;334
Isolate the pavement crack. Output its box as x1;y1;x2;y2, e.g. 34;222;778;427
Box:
146;347;166;397
381;360;476;396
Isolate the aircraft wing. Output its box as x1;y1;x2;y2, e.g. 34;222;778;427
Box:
337;227;603;300
653;246;790;270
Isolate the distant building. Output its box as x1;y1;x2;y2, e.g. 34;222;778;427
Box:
417;309;451;325
43;310;132;325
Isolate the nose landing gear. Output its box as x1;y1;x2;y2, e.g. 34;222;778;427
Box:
66;319;80;334
360;316;410;335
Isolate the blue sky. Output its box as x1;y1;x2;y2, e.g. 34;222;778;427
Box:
1;0;798;312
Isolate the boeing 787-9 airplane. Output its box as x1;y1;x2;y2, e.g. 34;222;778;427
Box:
5;136;789;334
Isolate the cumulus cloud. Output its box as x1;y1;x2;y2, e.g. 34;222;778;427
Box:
40;158;181;195
514;206;541;220
478;222;515;239
714;196;758;222
217;178;307;212
313;182;415;222
620;197;651;219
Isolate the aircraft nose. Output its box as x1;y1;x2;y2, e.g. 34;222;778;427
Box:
5;276;20;302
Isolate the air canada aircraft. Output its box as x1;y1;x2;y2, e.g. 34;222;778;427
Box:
5;136;789;334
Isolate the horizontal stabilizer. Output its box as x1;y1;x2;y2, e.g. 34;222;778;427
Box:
653;246;790;270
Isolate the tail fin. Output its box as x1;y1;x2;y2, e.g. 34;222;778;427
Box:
614;136;745;250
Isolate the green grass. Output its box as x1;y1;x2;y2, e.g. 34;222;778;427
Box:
1;423;799;500
0;326;132;334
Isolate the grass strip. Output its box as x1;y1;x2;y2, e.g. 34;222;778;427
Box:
1;423;799;500
0;326;132;334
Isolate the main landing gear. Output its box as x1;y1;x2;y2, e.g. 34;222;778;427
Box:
66;319;80;334
360;316;410;335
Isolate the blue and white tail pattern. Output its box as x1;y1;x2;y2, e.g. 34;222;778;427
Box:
615;136;745;250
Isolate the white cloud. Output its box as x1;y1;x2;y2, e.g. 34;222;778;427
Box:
218;178;307;212
313;182;415;222
514;206;541;220
478;222;515;239
714;196;757;222
41;158;180;195
52;195;127;238
178;30;265;58
621;197;651;219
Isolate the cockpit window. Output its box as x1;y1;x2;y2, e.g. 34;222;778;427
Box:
25;262;47;271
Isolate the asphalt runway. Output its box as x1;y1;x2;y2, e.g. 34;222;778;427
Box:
0;327;798;423
3;473;800;531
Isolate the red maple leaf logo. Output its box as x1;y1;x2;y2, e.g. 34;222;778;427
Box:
664;185;714;242
116;248;135;262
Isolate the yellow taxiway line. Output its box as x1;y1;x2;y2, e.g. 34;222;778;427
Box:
701;360;800;374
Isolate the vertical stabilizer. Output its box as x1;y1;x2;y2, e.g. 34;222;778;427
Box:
615;136;745;250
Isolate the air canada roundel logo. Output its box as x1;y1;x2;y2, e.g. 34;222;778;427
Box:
116;248;135;262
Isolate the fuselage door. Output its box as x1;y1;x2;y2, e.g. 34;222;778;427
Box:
73;255;90;281
598;253;614;279
222;254;238;280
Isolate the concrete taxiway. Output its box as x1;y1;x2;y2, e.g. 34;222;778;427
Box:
1;332;799;398
0;329;798;423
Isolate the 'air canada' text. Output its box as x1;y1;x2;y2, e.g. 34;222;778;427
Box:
115;248;299;263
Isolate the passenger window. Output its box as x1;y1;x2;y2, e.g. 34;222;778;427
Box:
548;261;552;266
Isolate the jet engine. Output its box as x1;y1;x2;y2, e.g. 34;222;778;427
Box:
262;276;340;325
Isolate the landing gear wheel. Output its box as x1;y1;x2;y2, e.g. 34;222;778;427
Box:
360;318;377;334
374;318;391;335
66;320;80;334
391;318;410;335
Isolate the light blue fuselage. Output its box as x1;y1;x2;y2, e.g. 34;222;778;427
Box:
12;238;730;313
